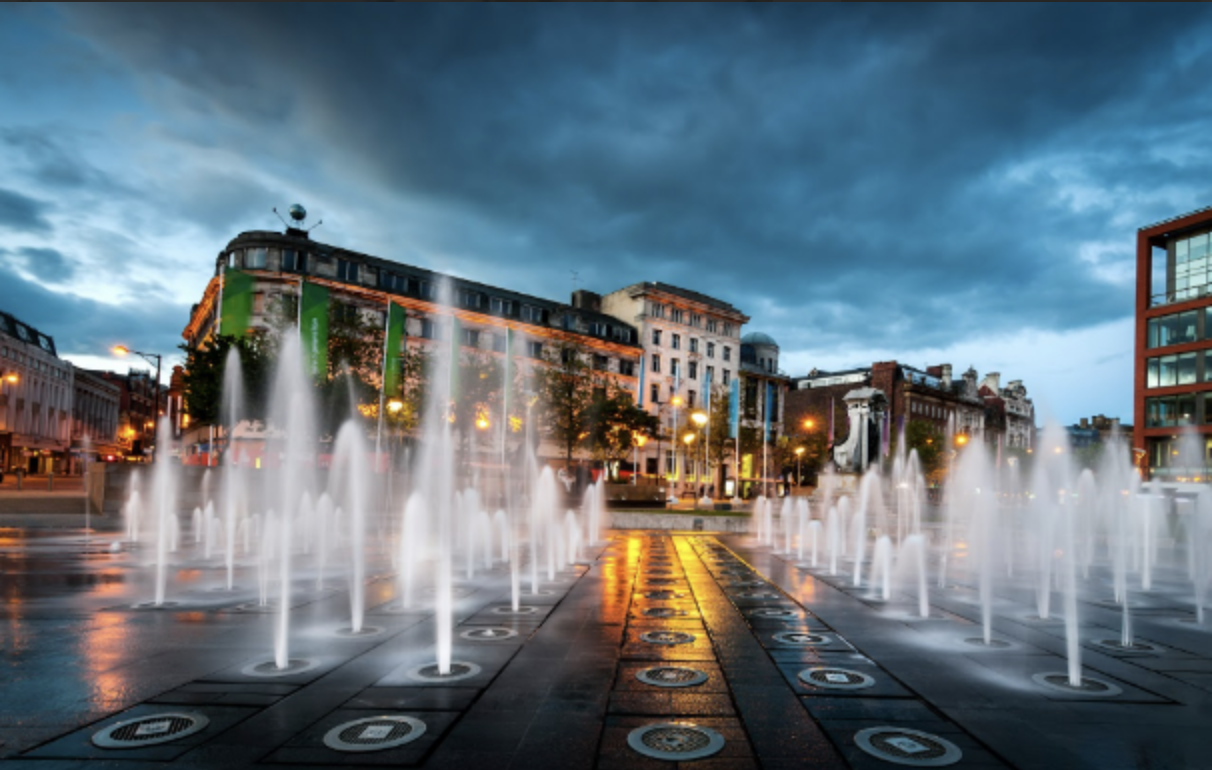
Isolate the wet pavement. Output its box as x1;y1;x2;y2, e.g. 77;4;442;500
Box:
0;527;1208;768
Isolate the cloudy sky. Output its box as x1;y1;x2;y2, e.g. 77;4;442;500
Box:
2;4;1210;424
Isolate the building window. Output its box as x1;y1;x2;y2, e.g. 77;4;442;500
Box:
490;296;514;316
592;354;608;371
246;247;268;269
1146;395;1197;427
652;329;662;346
649;302;666;319
723;369;730;385
722;323;733;336
690;313;702;328
420;319;436;340
651;354;661;374
521;304;547;324
706;365;714;384
707;341;715;358
282;249;305;273
671;334;681;350
671;358;681;379
380;271;407;292
490;333;506;353
688;389;696;408
671;309;684;324
457;289;483;309
723;346;731;362
651;383;660;404
689;361;698;380
689;338;699;353
227;249;241;268
706;319;718;333
336;259;357;282
462;328;480;348
527;341;544;359
1147;352;1200;388
620;359;635;377
1148;311;1199;348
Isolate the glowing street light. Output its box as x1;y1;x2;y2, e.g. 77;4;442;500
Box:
112;344;163;463
795;446;805;487
387;399;404;414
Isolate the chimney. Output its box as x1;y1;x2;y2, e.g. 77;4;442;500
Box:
981;372;1001;392
1080;417;1089;429
941;364;952;389
571;290;601;312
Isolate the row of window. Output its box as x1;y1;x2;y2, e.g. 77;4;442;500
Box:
233;248;636;345
1146;308;1212;349
1144;394;1209;427
1144;350;1212;388
409;321;636;375
650;384;701;408
652;329;731;360
650;355;729;384
910;400;952;420
646;302;733;335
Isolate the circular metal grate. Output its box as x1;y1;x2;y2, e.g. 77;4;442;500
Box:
93;712;209;748
241;658;319;678
855;727;963;766
1031;672;1122;697
737;591;781;599
335;626;385;638
1091;639;1158;655
132;601;183;610
492;606;538;614
799;666;876;690
460;627;519;641
407;661;483;683
642;607;686;618
323;715;427;753
645;578;678;586
628;722;725;761
773;631;832;646
645;590;685;600
962;637;1012;649
729;580;766;588
640;630;697;645
636;666;709;688
750;608;800;619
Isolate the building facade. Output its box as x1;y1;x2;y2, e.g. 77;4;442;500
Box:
737;332;790;496
70;367;122;466
0;310;73;474
1134;205;1212;481
181;228;644;468
598;282;749;491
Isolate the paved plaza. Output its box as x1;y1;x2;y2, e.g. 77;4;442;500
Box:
0;522;1208;769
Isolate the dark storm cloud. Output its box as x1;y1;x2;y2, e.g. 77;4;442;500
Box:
0;187;52;233
0;246;75;283
61;4;1212;349
0;261;185;359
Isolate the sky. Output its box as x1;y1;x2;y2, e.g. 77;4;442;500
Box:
1;3;1210;425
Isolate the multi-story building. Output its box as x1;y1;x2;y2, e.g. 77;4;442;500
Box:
0;310;73;474
598;282;749;490
70;367;122;467
737;332;790;497
787;361;1033;468
96;369;163;461
181;226;643;469
1133;204;1212;480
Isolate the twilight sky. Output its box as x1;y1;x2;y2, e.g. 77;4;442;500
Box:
2;3;1210;425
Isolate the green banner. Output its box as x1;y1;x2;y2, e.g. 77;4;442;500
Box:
300;281;329;379
383;302;406;395
219;268;253;338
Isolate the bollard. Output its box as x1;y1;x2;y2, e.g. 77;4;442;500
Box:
16;471;22;491
48;472;54;491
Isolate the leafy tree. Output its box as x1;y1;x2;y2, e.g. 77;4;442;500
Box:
531;340;597;469
774;425;830;486
582;385;660;478
902;419;944;477
178;332;276;427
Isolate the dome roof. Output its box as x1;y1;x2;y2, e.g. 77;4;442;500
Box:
741;331;778;347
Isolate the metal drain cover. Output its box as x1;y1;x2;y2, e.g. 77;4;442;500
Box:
335;626;385;638
1091;639;1159;655
640;630;696;645
460;627;519;640
407;661;483;682
750;608;800;619
1031;672;1122;697
729;580;766;588
323;715;426;752
642;607;686;618
645;578;678;585
855;727;962;766
773;631;831;646
738;591;781;599
799;666;876;690
492;606;538;614
93;712;209;748
962;637;1012;649
636;666;709;688
241;658;320;677
628;722;725;761
645;591;685;600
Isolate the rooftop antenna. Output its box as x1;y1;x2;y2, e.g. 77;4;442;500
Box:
570;270;580;291
273;203;323;235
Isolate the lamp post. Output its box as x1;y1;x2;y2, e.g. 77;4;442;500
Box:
683;432;695;498
633;433;648;485
112;346;162;463
690;410;707;496
795;446;805;488
0;371;17;476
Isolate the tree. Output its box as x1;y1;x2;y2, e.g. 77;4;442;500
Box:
178;332;277;427
902;419;944;477
531;340;598;469
582;385;660;478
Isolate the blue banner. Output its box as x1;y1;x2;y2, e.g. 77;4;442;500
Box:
764;381;773;442
728;377;739;439
638;352;646;407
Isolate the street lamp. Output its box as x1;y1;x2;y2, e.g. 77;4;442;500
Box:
112;345;163;463
633;433;648;485
683;432;695;496
690;410;708;497
795;446;805;487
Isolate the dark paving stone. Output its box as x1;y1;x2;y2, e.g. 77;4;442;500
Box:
263;708;458;766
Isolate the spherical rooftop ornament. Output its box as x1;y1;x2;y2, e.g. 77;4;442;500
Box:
741;331;778;348
288;204;307;222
